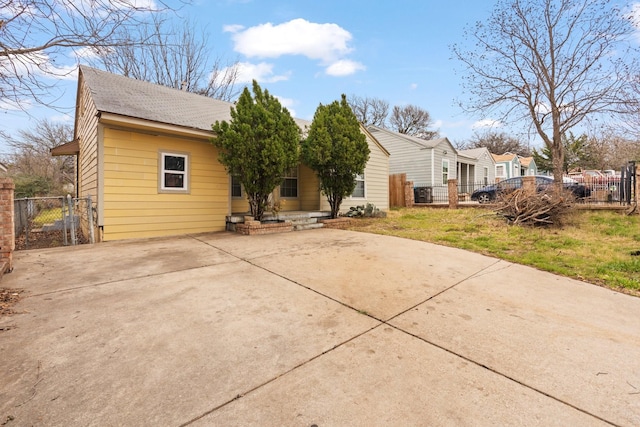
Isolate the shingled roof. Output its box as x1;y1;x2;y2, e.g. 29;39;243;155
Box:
367;125;450;149
79;65;310;132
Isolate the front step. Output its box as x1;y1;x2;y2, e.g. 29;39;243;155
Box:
293;223;325;231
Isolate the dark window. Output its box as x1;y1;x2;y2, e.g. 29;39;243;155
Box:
231;175;242;198
280;168;298;198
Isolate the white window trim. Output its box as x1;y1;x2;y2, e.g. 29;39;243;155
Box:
279;167;299;199
496;164;506;178
351;173;366;199
442;159;450;185
159;151;189;194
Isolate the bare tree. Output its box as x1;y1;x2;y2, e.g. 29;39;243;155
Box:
464;130;531;156
452;0;638;184
0;0;177;110
3;119;74;196
93;16;240;101
389;104;439;139
347;95;389;126
587;131;640;170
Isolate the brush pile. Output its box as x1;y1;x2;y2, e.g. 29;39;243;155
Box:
495;187;575;226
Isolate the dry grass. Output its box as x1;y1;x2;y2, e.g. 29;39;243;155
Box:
347;207;640;296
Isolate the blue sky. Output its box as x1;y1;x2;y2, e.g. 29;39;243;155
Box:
1;0;637;155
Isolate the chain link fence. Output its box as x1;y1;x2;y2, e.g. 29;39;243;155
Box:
14;196;95;250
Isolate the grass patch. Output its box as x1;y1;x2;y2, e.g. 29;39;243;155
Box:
32;207;63;227
348;207;640;296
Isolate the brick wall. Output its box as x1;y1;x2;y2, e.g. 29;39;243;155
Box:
0;178;15;274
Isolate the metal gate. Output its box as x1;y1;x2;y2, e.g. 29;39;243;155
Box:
14;196;95;250
620;161;637;205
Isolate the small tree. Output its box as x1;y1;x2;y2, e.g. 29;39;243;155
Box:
302;95;370;218
532;132;596;173
211;80;300;221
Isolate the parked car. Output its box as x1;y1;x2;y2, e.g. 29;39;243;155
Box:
471;176;590;204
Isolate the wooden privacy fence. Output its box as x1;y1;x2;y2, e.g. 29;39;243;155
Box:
389;173;406;207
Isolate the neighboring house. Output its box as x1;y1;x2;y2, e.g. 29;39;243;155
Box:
368;125;457;187
492;153;522;180
519;156;537;176
457;147;496;187
52;66;388;241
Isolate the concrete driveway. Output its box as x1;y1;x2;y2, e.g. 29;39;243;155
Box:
1;229;639;426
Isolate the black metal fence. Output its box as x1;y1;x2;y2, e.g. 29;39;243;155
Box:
14;196;95;250
413;164;637;206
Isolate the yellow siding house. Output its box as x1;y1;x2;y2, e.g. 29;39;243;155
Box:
52;66;389;241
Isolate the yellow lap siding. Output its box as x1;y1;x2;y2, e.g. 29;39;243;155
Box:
299;164;321;210
102;128;227;240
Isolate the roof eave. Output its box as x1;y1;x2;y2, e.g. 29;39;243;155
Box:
98;112;215;140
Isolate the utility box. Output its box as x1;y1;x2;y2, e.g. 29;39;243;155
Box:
414;186;433;204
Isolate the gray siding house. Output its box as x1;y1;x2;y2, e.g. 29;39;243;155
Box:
368;126;458;187
457;147;497;187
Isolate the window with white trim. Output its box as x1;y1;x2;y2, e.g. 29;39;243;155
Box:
280;168;298;198
351;173;365;198
496;164;505;178
160;152;188;192
442;159;450;185
483;167;489;185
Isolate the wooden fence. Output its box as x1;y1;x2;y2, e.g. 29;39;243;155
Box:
389;173;407;207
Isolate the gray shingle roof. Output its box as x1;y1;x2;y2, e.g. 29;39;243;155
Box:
367;125;450;149
457;147;489;159
79;65;310;132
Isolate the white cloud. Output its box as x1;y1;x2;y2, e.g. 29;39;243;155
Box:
225;18;365;77
433;119;443;128
229;18;353;63
223;24;245;33
472;119;503;129
325;59;365;76
625;3;640;43
73;46;102;60
1;52;77;81
275;96;296;117
50;113;74;123
233;62;291;84
410;83;418;90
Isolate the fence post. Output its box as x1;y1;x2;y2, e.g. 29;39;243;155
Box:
62;197;68;246
0;178;15;274
87;195;95;244
67;194;77;245
522;176;536;194
404;180;414;207
448;179;458;209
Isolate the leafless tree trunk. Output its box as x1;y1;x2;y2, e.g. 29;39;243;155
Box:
0;0;177;110
452;0;638;186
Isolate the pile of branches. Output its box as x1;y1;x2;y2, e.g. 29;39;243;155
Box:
495;188;575;226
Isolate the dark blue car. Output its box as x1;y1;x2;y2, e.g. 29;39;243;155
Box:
471;176;590;204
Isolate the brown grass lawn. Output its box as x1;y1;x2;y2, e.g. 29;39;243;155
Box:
347;207;640;296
